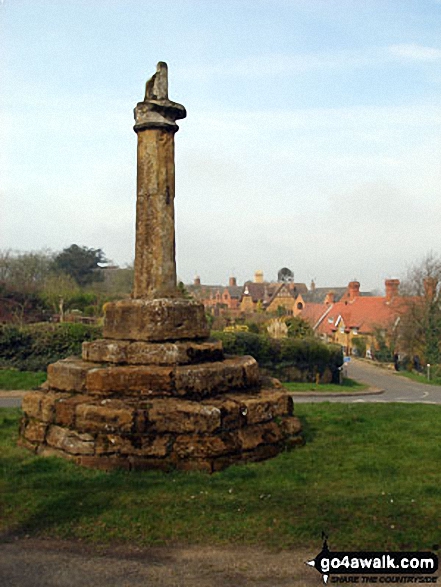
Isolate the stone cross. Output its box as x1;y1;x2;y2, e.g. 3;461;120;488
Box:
133;62;186;299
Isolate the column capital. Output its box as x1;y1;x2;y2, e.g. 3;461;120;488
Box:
134;62;186;133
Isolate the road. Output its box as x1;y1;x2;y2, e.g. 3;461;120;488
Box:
294;358;441;404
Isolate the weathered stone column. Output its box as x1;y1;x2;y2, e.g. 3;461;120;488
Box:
102;63;209;342
133;62;186;299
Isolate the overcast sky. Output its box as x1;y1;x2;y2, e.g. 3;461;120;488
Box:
2;0;441;291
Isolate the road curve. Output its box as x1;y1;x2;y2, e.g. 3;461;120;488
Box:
294;358;441;404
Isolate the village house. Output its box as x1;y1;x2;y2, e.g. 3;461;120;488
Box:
189;270;309;316
299;279;402;356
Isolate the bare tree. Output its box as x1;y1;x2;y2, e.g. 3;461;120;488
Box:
398;253;441;365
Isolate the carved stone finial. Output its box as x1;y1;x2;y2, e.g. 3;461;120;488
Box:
134;61;186;133
145;62;168;101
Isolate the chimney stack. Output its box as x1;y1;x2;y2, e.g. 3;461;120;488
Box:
325;291;335;305
229;276;237;287
385;279;400;301
254;270;264;284
194;275;201;287
348;281;360;300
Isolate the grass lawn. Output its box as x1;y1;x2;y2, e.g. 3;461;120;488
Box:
283;377;368;393
396;369;441;386
1;403;440;552
0;369;46;390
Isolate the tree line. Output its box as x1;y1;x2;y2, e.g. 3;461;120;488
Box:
0;245;133;324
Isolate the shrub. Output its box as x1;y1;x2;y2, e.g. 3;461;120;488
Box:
0;323;102;371
212;331;343;382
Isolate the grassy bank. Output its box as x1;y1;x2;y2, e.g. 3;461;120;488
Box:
283;377;368;393
396;369;441;386
1;403;440;551
0;369;46;390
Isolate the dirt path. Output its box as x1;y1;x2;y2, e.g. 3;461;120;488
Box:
0;538;321;586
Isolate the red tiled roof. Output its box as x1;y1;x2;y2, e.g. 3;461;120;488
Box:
300;303;331;329
315;296;405;335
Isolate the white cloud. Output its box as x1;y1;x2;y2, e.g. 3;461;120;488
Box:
389;43;441;61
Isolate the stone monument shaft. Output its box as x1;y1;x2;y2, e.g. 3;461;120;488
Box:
133;62;186;299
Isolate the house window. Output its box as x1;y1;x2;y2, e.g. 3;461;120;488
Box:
297;302;303;310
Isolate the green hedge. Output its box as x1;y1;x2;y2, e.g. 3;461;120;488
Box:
0;323;102;371
0;323;343;381
212;331;343;382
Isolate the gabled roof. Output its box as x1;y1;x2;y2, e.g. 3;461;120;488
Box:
316;296;403;336
243;282;277;304
267;282;296;306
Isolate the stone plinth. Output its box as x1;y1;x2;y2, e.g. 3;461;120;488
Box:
103;298;209;342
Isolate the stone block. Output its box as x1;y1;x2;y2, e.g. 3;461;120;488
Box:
241;356;261;388
148;399;221;433
76;401;134;434
175;356;257;398
85;365;174;396
232;390;293;425
260;376;285;389
95;433;132;456
95;433;171;458
21;391;45;419
46;425;95;455
22;391;67;423
238;421;284;451
82;338;223;366
201;397;244;430
40;392;66;423
259;389;293;416
103;298;209;342
23;420;48;443
126;339;224;365
279;416;302;437
136;435;171;458
55;395;90;428
82;339;129;363
47;358;98;393
172;433;238;459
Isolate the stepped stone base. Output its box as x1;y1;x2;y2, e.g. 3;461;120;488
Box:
19;388;302;472
19;297;303;472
